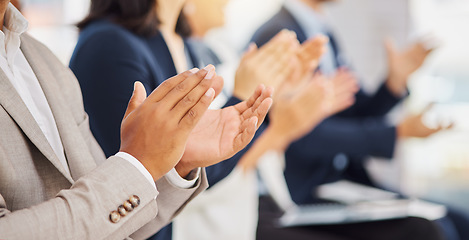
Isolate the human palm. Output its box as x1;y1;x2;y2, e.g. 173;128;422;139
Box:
180;85;273;168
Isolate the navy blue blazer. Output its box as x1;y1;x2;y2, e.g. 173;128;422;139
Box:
251;7;404;204
70;19;263;240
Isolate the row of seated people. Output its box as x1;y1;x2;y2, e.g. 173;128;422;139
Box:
70;0;468;240
0;0;466;239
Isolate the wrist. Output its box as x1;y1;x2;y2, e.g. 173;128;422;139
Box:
263;127;292;151
119;148;165;181
174;161;195;178
396;122;409;139
386;73;408;97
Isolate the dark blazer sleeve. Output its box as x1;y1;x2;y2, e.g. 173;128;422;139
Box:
288;117;397;160
338;84;404;118
70;28;159;157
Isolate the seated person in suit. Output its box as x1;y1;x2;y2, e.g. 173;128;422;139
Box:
251;0;467;239
172;0;444;240
70;0;335;239
0;1;273;239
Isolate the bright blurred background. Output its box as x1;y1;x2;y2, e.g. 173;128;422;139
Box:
20;0;469;211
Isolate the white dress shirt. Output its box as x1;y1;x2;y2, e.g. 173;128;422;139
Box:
1;3;198;190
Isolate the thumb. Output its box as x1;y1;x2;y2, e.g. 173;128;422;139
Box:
242;43;258;60
124;81;147;119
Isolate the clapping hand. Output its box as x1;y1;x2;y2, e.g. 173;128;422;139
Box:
385;38;434;96
178;83;273;176
120;67;216;181
397;104;453;139
234;30;299;100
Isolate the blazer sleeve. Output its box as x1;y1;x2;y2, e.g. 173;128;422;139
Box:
338;83;405;118
70;28;159;158
287;116;397;161
0;156;207;240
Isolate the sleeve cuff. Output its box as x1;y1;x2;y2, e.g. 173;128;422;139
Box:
115;152;157;194
165;168;201;189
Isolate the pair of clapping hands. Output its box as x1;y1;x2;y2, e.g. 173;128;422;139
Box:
235;30;359;147
118;30;353;181
120;65;273;180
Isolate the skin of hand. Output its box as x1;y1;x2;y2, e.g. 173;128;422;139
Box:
296;34;329;77
233;29;300;100
397;104;453;139
178;84;274;176
326;68;360;114
238;74;331;171
119;66;216;181
385;39;434;96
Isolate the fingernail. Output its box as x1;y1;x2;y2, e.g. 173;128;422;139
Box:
205;88;215;97
203;64;214;71
205;68;215;80
189;68;199;73
133;82;137;91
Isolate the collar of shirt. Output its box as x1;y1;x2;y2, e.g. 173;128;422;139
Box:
0;3;28;63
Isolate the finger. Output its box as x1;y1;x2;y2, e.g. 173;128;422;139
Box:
252;98;273;128
250;86;274;112
172;72;215;120
255;31;297;63
240;87;274;123
179;88;216;129
233;116;258;152
146;68;198;102
164;65;215;109
271;57;297;87
123;81;147;119
300;35;329;61
236;84;265;113
241;43;258;61
285;57;305;86
261;39;298;68
211;73;225;98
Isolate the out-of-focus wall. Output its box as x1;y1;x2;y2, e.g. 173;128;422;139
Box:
22;0;89;64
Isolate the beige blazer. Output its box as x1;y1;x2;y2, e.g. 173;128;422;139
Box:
0;34;208;240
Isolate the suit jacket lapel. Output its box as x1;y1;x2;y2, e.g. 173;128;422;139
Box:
146;32;178;79
0;68;74;183
20;36;97;181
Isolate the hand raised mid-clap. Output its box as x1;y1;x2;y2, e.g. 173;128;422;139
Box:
119;66;216;181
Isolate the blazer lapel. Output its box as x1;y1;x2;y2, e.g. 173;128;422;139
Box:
20;36;97;181
0;69;74;183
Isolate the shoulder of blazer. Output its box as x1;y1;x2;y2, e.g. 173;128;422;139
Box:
72;20;165;85
251;6;308;47
73;20;151;63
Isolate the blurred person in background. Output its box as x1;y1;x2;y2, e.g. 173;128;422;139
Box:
251;0;468;239
178;0;446;239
